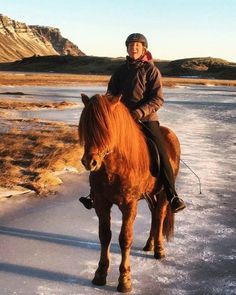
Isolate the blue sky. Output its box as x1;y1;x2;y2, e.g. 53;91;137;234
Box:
1;0;236;62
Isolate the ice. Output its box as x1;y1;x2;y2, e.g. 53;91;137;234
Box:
0;84;235;294
0;85;107;125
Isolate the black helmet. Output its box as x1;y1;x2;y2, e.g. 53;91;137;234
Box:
125;33;148;48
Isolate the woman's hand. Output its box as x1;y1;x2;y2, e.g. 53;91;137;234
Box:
131;108;144;121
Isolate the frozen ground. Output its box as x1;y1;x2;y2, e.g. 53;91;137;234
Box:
0;85;235;294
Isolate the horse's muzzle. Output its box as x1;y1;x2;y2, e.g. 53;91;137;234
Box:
81;154;100;171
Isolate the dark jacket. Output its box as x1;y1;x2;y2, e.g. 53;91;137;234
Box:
107;56;164;121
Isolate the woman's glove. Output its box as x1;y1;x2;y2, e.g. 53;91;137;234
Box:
131;108;144;121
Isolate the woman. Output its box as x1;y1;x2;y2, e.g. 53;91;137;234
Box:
80;33;185;213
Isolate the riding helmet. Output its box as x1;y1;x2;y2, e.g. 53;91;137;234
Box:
125;33;148;48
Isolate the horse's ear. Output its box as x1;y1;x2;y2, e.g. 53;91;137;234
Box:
81;93;90;106
107;94;122;106
112;95;122;105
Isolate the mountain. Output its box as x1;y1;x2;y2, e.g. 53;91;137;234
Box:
0;14;85;62
29;26;85;56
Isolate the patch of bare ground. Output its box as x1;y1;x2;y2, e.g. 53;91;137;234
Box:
0;72;110;86
0;121;84;195
0;72;236;87
0;100;79;110
162;77;236;87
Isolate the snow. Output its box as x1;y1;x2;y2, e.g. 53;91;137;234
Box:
0;84;235;294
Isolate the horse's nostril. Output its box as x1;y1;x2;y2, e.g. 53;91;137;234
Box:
91;159;97;167
81;158;86;166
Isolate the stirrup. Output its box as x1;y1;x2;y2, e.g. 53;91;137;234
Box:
170;196;186;213
79;195;93;210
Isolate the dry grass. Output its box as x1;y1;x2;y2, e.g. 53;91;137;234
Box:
0;100;78;110
0;72;110;86
0;121;84;194
162;77;236;87
0;72;236;87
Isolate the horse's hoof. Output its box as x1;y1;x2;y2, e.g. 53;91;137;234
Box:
143;243;154;252
117;283;132;293
154;250;166;260
92;275;106;286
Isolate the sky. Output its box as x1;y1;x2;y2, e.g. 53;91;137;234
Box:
1;0;236;62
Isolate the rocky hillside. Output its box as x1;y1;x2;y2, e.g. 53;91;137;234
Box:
0;55;235;80
0;14;85;62
158;57;236;80
29;26;85;56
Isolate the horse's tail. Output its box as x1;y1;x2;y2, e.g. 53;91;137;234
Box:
163;204;175;241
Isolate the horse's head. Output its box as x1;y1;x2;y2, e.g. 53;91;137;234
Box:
78;93;121;171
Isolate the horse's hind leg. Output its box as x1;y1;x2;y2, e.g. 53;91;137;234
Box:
117;200;137;293
143;210;155;252
154;194;168;259
92;202;112;286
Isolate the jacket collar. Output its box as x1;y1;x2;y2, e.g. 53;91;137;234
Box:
126;50;153;65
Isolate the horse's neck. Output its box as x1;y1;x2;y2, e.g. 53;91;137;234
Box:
107;130;150;178
103;140;154;195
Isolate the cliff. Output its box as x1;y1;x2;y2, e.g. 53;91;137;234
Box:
0;14;85;62
29;25;85;56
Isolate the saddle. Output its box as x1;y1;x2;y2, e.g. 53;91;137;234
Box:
144;136;165;209
146;136;161;179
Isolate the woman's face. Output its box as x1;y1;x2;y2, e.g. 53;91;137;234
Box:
127;42;145;60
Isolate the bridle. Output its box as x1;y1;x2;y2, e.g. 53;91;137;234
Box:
96;149;113;159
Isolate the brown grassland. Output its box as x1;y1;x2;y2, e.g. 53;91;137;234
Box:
0;119;84;195
1;72;236;87
0;72;235;196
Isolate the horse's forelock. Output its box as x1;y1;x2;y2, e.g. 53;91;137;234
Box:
78;94;114;149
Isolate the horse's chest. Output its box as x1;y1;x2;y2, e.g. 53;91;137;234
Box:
90;172;121;194
90;172;135;205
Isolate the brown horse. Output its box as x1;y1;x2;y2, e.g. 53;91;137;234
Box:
78;93;181;293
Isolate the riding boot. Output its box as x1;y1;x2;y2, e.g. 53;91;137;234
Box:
79;194;93;209
142;121;186;213
164;182;186;213
169;195;186;213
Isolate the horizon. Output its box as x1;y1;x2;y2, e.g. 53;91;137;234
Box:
1;0;236;63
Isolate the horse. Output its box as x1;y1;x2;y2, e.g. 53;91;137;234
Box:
78;93;181;293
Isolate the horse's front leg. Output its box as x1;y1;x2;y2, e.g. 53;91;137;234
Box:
92;200;112;286
117;200;137;293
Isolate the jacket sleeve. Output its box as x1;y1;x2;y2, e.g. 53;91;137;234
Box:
138;65;164;118
107;70;120;96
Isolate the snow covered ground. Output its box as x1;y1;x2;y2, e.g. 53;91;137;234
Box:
0;84;235;294
158;85;236;294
